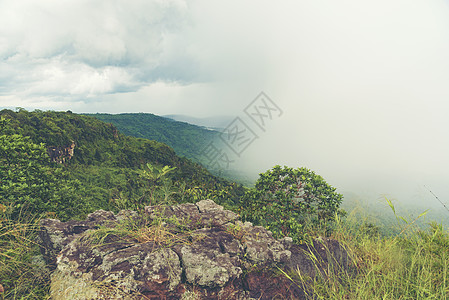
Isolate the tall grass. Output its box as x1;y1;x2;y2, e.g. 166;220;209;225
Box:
2;198;449;299
0;205;50;299
295;202;449;299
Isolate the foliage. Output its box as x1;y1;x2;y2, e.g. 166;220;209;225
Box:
292;203;449;299
0;132;78;221
87;113;220;164
240;165;343;242
0;134;50;216
0;207;50;299
0;109;245;219
140;163;177;205
86;113;254;185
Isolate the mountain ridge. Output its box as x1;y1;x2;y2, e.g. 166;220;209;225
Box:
0;109;245;219
86;112;220;164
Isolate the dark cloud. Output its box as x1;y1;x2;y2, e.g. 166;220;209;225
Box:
0;0;197;101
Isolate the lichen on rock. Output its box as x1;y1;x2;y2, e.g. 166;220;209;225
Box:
39;199;349;299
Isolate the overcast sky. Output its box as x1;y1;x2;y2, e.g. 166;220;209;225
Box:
1;0;449;213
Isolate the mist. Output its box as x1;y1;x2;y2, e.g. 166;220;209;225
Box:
1;0;449;220
193;0;449;220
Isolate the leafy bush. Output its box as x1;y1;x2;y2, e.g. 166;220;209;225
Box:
0;133;56;217
0;121;78;220
241;165;343;242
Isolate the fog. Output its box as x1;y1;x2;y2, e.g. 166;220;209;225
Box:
194;1;449;216
1;1;448;218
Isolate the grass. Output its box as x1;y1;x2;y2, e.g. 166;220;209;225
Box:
81;208;205;250
2;200;449;299
0;206;50;299
291;201;449;299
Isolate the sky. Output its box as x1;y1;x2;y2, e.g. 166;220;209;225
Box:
1;0;449;214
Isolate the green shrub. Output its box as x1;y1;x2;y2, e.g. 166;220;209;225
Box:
0;132;78;220
240;165;343;242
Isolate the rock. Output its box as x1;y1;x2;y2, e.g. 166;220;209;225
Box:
195;199;223;213
143;200;239;230
47;141;75;164
116;209;140;222
38;200;350;299
31;255;51;282
86;209;116;224
177;228;242;288
281;236;294;250
51;239;183;299
38;209;118;268
196;199;239;227
235;221;291;267
244;271;305;299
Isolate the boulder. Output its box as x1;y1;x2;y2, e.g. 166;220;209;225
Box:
38;199;349;299
176;228;242;288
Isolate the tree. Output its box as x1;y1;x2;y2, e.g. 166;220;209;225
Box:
240;165;343;242
0;132;76;219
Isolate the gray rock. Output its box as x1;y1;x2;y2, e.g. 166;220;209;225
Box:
38;209;120;268
116;209;139;222
51;238;182;299
281;236;294;250
38;199;349;300
235;221;291;266
195;199;239;227
195;199;224;213
177;228;242;288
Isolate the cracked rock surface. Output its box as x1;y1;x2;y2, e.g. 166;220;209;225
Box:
39;199;348;300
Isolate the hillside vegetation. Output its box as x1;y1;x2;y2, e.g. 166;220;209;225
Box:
0;109;245;298
87;113;219;164
0;109;244;220
0;109;448;299
87;113;258;185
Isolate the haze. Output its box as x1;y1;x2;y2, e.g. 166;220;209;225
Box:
1;1;448;217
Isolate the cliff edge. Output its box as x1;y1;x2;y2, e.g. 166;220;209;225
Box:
38;200;349;299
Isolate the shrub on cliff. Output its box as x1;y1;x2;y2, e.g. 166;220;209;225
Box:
241;165;343;242
0;118;78;220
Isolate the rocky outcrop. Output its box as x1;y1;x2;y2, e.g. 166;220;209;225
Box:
47;141;75;163
38;200;349;300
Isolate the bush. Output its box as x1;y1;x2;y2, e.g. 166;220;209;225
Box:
240;165;343;242
0;132;78;220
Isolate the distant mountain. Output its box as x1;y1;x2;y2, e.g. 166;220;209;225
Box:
163;114;234;131
88;113;255;186
87;113;221;164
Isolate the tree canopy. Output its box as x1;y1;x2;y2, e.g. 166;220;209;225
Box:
0;109;245;220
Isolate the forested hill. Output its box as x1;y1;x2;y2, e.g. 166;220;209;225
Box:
0;109;244;220
87;113;219;164
1;109;193;168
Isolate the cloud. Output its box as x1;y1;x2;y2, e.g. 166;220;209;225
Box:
2;0;449;211
0;0;195;102
179;0;449;207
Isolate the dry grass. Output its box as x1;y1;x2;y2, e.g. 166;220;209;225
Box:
82;212;205;249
